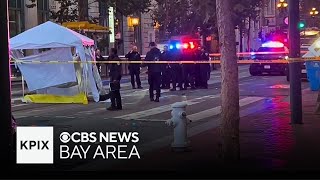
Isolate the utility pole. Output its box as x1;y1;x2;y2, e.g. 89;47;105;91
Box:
289;0;303;124
0;0;14;167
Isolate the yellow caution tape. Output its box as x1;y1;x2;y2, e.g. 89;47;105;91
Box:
10;58;320;64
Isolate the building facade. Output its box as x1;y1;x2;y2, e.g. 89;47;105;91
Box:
10;0;157;56
9;0;50;37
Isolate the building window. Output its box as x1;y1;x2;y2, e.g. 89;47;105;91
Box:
9;0;24;37
38;0;50;24
266;0;276;16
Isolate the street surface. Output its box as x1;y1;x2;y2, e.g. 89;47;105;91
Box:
11;65;313;171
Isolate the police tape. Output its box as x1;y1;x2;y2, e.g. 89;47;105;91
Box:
209;50;308;57
10;57;320;64
10;60;288;64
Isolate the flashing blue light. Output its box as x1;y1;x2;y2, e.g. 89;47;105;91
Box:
176;43;181;49
169;45;174;49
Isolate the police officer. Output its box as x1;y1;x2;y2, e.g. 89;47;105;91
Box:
145;42;162;102
182;52;196;90
160;45;171;89
198;47;210;89
95;49;105;74
179;54;187;90
125;46;142;89
170;50;183;91
107;48;122;111
194;46;202;88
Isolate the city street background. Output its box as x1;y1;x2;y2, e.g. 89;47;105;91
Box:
11;65;320;173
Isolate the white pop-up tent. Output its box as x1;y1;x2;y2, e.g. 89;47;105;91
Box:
10;21;105;104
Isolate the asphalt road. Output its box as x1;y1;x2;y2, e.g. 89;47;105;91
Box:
11;65;311;171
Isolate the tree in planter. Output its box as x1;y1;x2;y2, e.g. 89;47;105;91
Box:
216;0;240;162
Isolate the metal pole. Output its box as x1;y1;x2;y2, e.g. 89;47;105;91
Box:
0;0;13;165
289;0;303;124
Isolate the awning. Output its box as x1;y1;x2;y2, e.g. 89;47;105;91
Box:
62;21;110;32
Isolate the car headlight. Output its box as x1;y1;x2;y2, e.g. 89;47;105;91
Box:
285;56;289;60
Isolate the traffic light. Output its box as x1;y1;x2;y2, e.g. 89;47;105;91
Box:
298;21;306;30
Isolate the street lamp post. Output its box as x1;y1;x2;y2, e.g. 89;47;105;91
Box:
277;0;288;9
277;0;288;30
131;17;140;51
131;17;139;43
0;0;14;166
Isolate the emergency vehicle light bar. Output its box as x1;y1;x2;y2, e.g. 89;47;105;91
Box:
169;42;195;50
262;41;284;48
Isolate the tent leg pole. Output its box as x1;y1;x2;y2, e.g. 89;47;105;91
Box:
22;75;25;102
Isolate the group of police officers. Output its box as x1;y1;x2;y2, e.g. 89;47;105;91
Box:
126;42;211;102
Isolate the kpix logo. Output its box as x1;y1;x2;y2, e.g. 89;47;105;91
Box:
16;127;54;164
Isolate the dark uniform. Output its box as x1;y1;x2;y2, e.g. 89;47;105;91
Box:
145;46;162;102
107;53;122;110
160;50;171;89
194;48;202;88
125;51;142;89
198;51;210;89
170;51;183;91
96;53;105;74
182;53;196;89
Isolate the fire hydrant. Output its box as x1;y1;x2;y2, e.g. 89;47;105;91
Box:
165;102;191;151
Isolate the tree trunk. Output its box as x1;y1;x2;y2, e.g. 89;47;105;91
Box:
216;0;240;162
78;0;89;21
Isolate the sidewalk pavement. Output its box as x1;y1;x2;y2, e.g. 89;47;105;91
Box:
110;89;320;176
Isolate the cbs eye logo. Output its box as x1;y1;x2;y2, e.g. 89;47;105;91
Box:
59;132;71;143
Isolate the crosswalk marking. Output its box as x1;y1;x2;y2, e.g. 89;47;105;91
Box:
115;94;221;120
76;107;106;115
136;96;264;122
12;103;28;108
185;96;264;122
11;97;23;103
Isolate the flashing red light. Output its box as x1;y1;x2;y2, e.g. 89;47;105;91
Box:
183;43;189;49
189;42;195;49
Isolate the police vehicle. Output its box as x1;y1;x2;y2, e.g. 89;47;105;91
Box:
168;35;201;59
249;41;289;76
285;44;308;81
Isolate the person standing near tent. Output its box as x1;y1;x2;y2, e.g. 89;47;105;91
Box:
95;49;105;74
106;48;122;111
125;46;143;89
144;42;162;102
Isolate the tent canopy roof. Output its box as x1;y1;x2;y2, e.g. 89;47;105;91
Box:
10;21;94;50
62;21;110;32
